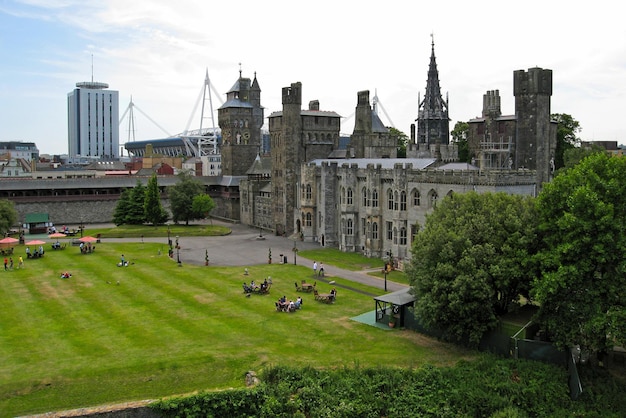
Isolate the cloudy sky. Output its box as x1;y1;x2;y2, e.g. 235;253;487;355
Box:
1;0;624;155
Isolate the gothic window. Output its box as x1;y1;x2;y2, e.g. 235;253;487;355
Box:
366;189;371;207
306;184;312;200
412;189;421;206
372;189;379;207
306;212;312;227
347;188;353;205
301;184;305;199
400;227;407;245
347;218;353;235
387;189;394;210
400;191;407;211
386;221;393;240
394;191;399;211
362;187;367;206
428;190;438;208
372;222;379;240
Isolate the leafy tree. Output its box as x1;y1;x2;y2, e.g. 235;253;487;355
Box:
451;121;469;163
0;199;18;234
169;171;204;225
533;152;626;354
406;192;538;346
191;194;216;220
551;113;581;170
389;127;409;158
562;143;605;170
112;189;132;225
126;180;147;225
144;173;168;225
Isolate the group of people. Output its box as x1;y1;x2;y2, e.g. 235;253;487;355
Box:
312;261;325;277
25;246;44;258
276;295;303;312
243;277;270;294
3;256;24;270
79;242;95;254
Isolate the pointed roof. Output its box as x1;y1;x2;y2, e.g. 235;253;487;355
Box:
418;36;448;118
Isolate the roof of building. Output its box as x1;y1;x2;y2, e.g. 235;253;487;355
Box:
310;158;437;170
437;162;479;171
268;110;342;118
374;287;416;306
246;154;272;176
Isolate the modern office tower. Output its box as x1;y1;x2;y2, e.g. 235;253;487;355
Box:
67;81;120;159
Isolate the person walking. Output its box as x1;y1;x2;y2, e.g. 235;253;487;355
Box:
313;261;318;277
3;257;7;271
318;262;324;277
18;256;24;269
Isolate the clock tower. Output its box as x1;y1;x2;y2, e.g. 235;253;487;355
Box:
218;69;263;176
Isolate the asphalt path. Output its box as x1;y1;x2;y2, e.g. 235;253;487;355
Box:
101;221;407;294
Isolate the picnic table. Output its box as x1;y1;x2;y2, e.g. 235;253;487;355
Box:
296;280;316;292
314;290;336;303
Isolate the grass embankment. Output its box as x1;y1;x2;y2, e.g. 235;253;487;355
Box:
0;237;472;416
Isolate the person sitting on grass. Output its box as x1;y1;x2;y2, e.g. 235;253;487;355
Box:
60;272;72;279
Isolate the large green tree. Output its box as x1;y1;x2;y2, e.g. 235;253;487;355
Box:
451;121;469;163
169;171;204;225
126;180;147;225
389;127;409;158
533;152;626;354
112;189;131;226
144;173;168;226
0;199;18;234
191;194;216;220
551;113;581;170
407;192;538;346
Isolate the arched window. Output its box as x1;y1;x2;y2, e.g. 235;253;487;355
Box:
429;190;438;208
347;188;353;205
372;222;379;240
387;189;394;210
347;218;353;235
372;189;379;207
306;212;312;227
400;227;407;245
400;191;407;211
412;189;420;206
306;184;312;200
394;191;399;211
301;184;305;199
362;187;367;206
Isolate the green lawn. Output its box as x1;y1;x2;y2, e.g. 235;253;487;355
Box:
0;241;473;416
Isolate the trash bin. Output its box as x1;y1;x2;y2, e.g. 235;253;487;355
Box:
284;255;288;264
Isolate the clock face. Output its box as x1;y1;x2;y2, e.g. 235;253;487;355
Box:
243;131;250;140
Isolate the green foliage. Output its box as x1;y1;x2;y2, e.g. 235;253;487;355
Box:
191;193;216;220
562;143;605;170
144;173;168;225
388;127;409;158
0;199;18;234
551;113;581;170
126;180;147;224
451;121;470;163
112;189;131;226
407;192;538;346
533;152;626;353
169;171;204;225
151;356;626;417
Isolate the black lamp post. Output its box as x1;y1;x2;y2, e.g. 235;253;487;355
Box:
176;236;181;266
384;266;388;291
167;226;171;248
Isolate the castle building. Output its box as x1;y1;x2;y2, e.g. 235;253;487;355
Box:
467;68;557;186
67;81;120;159
237;41;555;266
265;83;341;237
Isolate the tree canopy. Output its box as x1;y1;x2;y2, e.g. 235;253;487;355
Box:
0;199;18;234
144;173;168;226
551;113;581;170
169;171;205;225
388;127;409;158
533;152;626;353
407;192;538;346
451;121;469;163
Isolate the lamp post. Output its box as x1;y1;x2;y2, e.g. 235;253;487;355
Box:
293;238;298;265
167;226;171;248
176;236;181;266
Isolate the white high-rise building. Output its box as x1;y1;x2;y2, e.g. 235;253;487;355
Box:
67;81;120;159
